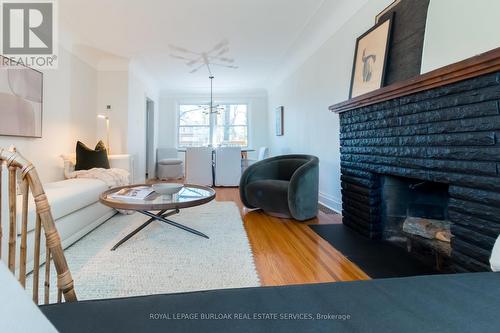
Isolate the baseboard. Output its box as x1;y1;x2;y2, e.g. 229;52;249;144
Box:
318;192;342;214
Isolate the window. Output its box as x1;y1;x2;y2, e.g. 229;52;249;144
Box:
178;105;210;147
215;104;248;147
178;104;248;147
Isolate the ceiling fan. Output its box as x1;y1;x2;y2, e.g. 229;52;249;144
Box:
169;39;238;75
170;40;238;115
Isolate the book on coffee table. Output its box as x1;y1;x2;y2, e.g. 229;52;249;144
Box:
110;186;154;200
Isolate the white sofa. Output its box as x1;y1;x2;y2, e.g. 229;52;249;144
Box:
0;154;133;272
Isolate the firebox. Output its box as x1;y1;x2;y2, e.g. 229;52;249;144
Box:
381;175;452;269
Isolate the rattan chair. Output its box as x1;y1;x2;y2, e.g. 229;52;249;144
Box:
0;147;77;304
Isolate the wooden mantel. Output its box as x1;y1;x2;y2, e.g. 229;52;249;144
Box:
330;46;500;113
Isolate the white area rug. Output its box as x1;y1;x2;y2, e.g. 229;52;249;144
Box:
28;201;260;302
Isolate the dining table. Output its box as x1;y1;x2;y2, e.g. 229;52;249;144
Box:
177;147;255;159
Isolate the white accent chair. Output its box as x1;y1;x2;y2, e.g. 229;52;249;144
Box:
242;147;269;172
185;147;213;186
157;148;184;180
215;147;242;187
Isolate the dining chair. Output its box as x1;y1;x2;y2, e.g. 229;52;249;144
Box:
0;147;77;305
214;147;242;187
257;147;270;161
242;147;269;172
185;147;213;186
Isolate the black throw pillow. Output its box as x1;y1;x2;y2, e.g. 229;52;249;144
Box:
74;141;110;171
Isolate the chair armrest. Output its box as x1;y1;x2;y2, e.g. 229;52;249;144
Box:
239;159;281;208
240;160;278;185
288;158;319;221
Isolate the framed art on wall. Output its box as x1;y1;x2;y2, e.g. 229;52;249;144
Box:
275;106;284;136
0;56;43;138
349;16;393;99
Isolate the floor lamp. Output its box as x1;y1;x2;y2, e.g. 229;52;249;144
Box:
97;113;110;153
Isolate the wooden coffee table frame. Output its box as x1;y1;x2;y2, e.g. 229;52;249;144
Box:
100;184;216;251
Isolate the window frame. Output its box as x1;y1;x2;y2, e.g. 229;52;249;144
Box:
177;101;250;148
177;104;211;148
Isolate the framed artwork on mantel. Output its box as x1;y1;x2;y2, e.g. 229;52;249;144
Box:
349;15;393;99
275;106;284;136
375;0;401;23
0;56;43;138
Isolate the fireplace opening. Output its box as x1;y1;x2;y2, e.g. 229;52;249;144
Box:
381;175;451;270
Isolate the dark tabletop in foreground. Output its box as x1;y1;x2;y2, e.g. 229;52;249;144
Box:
41;272;500;333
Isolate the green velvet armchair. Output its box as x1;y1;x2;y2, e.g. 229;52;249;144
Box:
239;154;319;221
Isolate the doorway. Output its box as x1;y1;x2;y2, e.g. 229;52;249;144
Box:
145;98;155;179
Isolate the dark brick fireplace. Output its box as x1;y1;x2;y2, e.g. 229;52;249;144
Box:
330;49;500;273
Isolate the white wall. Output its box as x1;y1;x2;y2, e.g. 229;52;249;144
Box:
93;64;160;183
267;1;393;211
0;49;160;184
0;47;98;183
421;0;500;73
128;65;160;183
158;94;177;149
267;0;500;212
158;92;269;160
0;43;160;185
96;71;129;154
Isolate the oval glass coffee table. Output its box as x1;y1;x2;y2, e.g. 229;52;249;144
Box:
100;184;216;250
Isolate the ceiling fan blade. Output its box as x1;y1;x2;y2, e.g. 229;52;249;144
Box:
169;45;190;52
210;62;238;69
215;48;229;56
207;54;234;63
207;40;228;54
189;63;205;74
217;57;235;63
187;58;202;66
169;54;192;61
169;44;201;55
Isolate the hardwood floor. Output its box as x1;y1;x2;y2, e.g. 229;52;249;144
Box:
151;179;370;285
214;187;370;286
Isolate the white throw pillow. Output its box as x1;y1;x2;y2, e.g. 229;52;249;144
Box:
490;235;500;272
60;154;76;179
